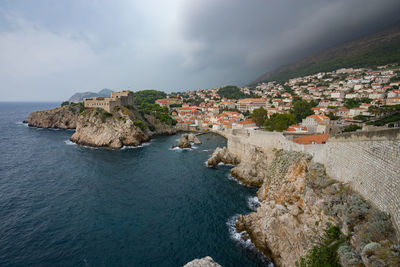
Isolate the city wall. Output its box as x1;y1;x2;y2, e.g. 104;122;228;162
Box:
218;128;400;234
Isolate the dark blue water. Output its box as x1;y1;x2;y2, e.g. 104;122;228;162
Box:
0;102;269;267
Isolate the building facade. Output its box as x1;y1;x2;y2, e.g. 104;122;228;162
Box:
84;90;134;112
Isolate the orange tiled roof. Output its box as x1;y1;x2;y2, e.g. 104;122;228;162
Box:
293;134;329;145
238;98;266;102
237;119;255;125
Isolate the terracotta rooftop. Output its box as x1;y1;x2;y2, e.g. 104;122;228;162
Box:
293;134;329;145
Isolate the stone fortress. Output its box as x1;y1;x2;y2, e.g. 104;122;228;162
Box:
83;90;134;112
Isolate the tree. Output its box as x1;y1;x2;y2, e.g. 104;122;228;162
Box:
250;107;268;127
133;90;166;106
264;113;295;132
343;124;362;132
61;101;69;107
291;100;314;123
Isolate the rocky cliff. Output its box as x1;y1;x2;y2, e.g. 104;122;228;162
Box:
70;106;177;149
207;146;267;186
233;149;400;267
26;104;81;129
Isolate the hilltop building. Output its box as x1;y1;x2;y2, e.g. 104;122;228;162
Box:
237;98;267;112
84;90;134;112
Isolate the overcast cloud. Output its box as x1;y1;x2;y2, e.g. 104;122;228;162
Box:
0;0;399;101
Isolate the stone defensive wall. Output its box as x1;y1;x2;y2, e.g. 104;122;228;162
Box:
218;128;400;234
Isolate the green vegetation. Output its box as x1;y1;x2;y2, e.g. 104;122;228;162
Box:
344;98;371;109
367;112;400;126
134;120;147;131
61;101;69;107
327;112;339;120
130;90;176;126
343;124;362;132
262;38;400;83
296;226;344;267
133;90;166;106
264;113;295;131
291;99;315;123
250;107;268;127
218;85;253;99
135;103;177;126
92;108;113;123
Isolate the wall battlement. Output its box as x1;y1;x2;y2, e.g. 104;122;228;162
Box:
219;128;400;234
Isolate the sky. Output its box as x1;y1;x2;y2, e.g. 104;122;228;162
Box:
1;0;400;101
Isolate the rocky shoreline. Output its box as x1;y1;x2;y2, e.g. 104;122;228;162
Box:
207;140;400;266
26;105;180;149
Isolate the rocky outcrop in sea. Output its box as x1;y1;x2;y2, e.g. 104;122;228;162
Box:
233;149;400;267
207;146;266;186
70;106;177;149
183;256;222;267
207;147;239;166
26;104;81;129
174;133;201;148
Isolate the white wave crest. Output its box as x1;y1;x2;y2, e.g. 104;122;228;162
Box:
64;140;76;146
226;215;253;247
226;215;274;266
247;196;260;211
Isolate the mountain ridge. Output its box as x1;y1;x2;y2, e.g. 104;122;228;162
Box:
68;89;113;103
251;23;400;84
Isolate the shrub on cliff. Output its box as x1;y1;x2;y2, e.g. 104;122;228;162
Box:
134;120;147;131
296;226;344;267
61;101;69;107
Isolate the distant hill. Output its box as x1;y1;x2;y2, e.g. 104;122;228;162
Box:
69;89;113;102
251;23;400;84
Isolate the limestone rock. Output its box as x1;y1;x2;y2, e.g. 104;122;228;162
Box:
234;150;400;267
174;133;201;149
207;147;239;166
70;109;150;149
183;256;222;267
27;105;80;129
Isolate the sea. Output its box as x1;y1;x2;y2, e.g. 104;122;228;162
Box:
0;102;271;267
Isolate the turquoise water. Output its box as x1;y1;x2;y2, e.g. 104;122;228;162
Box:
0;103;270;266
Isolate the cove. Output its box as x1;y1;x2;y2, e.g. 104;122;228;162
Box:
0;103;270;267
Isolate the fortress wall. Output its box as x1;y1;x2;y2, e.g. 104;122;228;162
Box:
323;129;400;233
221;128;400;233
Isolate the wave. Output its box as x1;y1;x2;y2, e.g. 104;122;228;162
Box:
15;121;28;127
64;140;76;146
121;142;151;150
227;215;273;266
227;173;249;187
247;196;260;211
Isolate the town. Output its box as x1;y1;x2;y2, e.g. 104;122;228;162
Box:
151;64;400;144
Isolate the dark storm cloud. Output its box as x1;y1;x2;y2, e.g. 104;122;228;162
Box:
179;0;400;83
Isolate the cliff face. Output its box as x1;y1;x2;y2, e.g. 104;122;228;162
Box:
70;106;177;149
234;150;400;267
26;105;81;129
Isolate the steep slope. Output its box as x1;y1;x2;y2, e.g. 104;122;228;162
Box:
70;106;178;149
26;104;82;129
252;23;400;84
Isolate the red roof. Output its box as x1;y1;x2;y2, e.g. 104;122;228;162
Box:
293;134;329;145
237;119;255;125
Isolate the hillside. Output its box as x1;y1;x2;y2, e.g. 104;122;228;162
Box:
68;88;113;102
251;23;400;84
